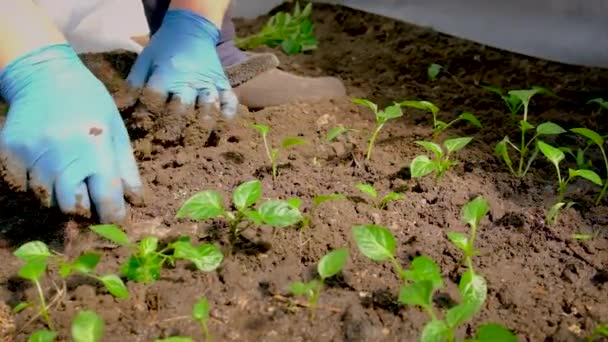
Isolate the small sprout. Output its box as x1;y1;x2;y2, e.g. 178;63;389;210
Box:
545;201;574;226
192;297;211;341
326;125;358;142
28;329;57;342
90;225;223;284
235;2;317;55
481;84;551;119
447;196;489;272
252;124;307;180
355;183;404;209
571;127;608;204
289;248;349;318
427;63;442;81
71;310;104;342
588;98;608;113
410;137;473;180
401;100;481;139
291;193;346;229
352;98;403;160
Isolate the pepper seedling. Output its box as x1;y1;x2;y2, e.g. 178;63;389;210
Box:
352;223;515;342
480;84;551;119
286;193;346;229
400;100;481;139
355;183;404;209
352;98;403;160
289;248;349;318
235;2;318;55
570;128;608;204
252;124;307;180
176;179;302;240
447;196;489;273
90;224;223;284
410;137;473;180
27;309;105;342
13;241;129;329
192;297;211;341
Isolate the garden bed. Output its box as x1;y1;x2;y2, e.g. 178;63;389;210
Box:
1;3;607;341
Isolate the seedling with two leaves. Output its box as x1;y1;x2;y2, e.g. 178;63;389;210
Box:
12;241;128;329
30;309;105;342
410;137;473;181
235;2;318;55
480;84;552;119
176;179;302;241
287;193;346;229
289;248;348;318
153;297;212;342
90;225;223;284
252;124;307;180
352;98;403;160
569;127;608;204
400;100;481;139
356;183;404;210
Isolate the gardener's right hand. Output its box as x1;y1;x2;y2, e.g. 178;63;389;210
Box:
0;44;144;224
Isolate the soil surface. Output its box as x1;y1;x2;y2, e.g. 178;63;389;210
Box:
1;3;608;341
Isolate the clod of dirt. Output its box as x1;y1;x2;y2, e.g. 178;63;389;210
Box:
591;270;608;286
342;305;383;341
0;301;15;342
496;212;526;229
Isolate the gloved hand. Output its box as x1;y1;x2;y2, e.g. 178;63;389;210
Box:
127;9;238;118
0;44;143;223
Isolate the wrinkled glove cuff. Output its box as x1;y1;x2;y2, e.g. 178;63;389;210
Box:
0;43;81;104
159;9;221;45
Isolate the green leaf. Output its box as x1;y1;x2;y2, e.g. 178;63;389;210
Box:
536;122;566;135
459;270;487;310
90;224;131;246
421;320;449;342
251;124;270;135
352;225;396;261
400;100;439;115
313;193;346;207
416;141;443;157
18;259;48;281
459;112;482;128
571;127;604;146
281;39;301;55
286;197;302;209
12;301;31;313
587;98;608;110
71;310;104;342
572;233;594;240
99;274;129;299
244;210;264;225
71;253;101;274
356;183;377;198
378;104;403;122
427;63;442;80
546;202;565;225
14;241;51;262
258;200;302;227
121;254;162;284
474;324;517;342
192;297;210;322
495;138;513;170
508;88;542;106
381;192;404;205
173;241;223;272
155;338;194;342
176;191;225;220
444;137;473;154
519;120;534;132
568;169;603;186
326;126;349;142
140;237;159;256
399;281;434;308
289;280;320;297
446;301;479;328
317;248;349;279
447;232;469;252
28;329;57;342
402;256;444;290
233;180;261;211
352;98;378;114
282;137;307;149
537;140;565;167
461;196;490;228
410;155;436;178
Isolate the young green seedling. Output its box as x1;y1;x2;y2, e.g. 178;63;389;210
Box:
588;322;608;342
447;196;489;273
252;124;307;180
427;63;442;81
570;128;608;204
176;179;302;242
495;122;565;177
235;2;318;55
289;248;348;318
352;224;515;342
355;183;404;209
13;241;129;328
481;84;552;119
287;193;346;229
400;101;481;139
352;98;403;160
410;137;473;180
90;224;223;284
192;297;211;341
71;310;104;342
559;146;593;170
588;98;608;113
326;124;358;142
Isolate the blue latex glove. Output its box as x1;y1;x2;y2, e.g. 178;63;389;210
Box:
127;9;238;118
0;44;143;223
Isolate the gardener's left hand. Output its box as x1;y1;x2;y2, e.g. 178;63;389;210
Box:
127;9;238;118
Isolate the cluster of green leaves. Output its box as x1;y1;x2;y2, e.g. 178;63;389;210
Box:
288;193;345;229
289;248;349;318
252;124;307;180
90;225;222;284
13;241;127;329
481;84;552;119
235;2;317;55
356;183;404;209
352;98;403;160
567;128;608;204
401;100;481;139
352;197;516;342
410;137;473;181
155;297;211;342
176;179;302;240
30;309;105;342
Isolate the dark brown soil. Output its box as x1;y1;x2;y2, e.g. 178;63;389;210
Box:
1;3;608;341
